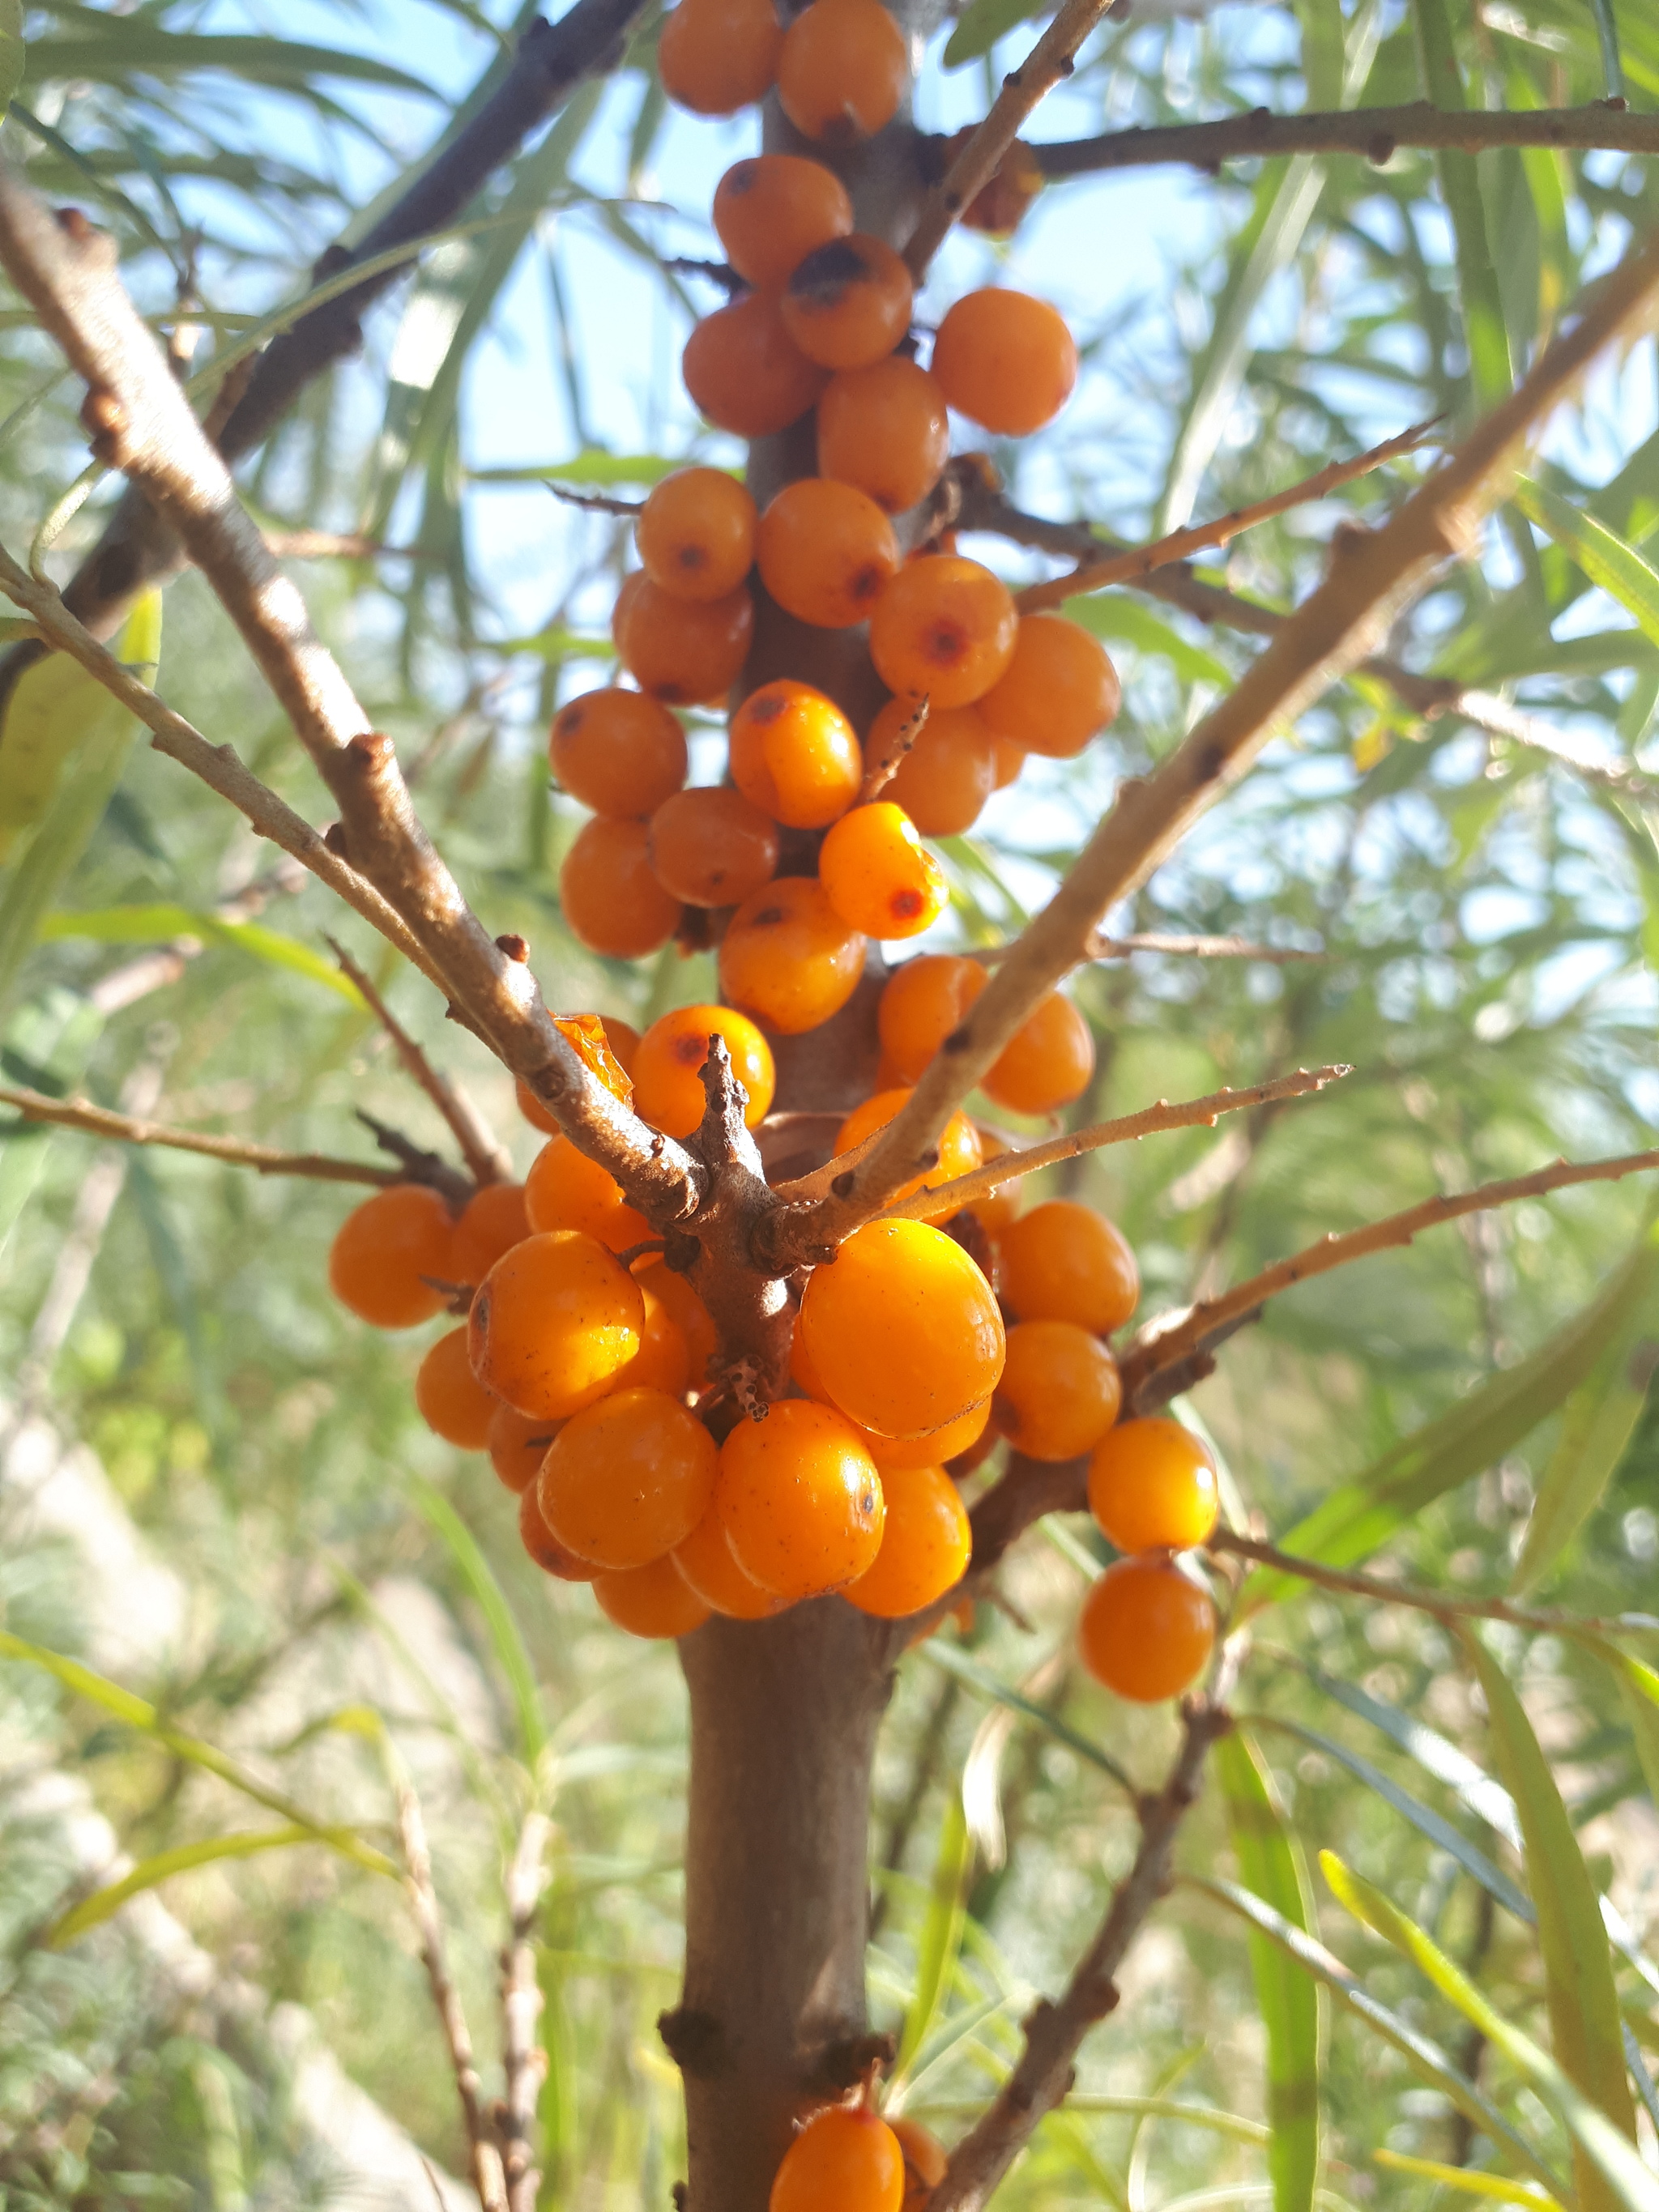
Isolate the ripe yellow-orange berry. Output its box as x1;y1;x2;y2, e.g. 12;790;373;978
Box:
561;817;684;960
833;1087;979;1206
799;1218;1003;1438
450;1182;531;1286
517;1016;638;1133
817;356;948;515
876;953;987;1083
658;0;782;114
979;614;1120;761
488;1401;560;1494
468;1231;643;1420
648;785;779;908
782;235;913;370
683;290;830;438
613;571;754;706
890;2117;949;2211
729;680;864;828
616;1281;690;1394
777;0;908;143
992;1319;1121;1461
717;1399;885;1599
526;1136;649;1254
997;1199;1138;1333
637;468;757;603
719;876;867;1034
538;1387;718;1569
714;153;854;288
415;1326;498;1449
520;1481;599;1581
844;1464;970;1617
549;687;687;817
819;802;947;938
859;1398;988;1471
757;479;901;629
635;1255;719;1389
633;1004;777;1137
991;733;1024;788
981;990;1094;1115
869;556;1017;709
672;1504;789;1617
770;2103;906;2212
329;1184;454;1330
931;288;1077;436
1087;1417;1219;1554
964;1180;1019;1239
1077;1557;1215;1702
592;1554;712;1639
878;699;998;837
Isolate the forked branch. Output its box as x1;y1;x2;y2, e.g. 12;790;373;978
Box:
0;1080;403;1187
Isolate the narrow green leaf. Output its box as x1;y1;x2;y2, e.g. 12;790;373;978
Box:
0;0;23;110
23;26;437;97
1512;479;1659;649
894;1792;973;2080
36;906;363;1003
49;1826;354;1946
916;1637;1134;1792
1062;593;1237;691
1372;2149;1559;2206
942;0;1040;69
1606;1651;1659;1809
1408;0;1512;407
409;1477;546;1770
466;450;689;488
1588;0;1626;101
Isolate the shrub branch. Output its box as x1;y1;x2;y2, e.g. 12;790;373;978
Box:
0;1081;403;1187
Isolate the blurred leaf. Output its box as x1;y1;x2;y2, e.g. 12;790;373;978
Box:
49;1826;352;1946
1604;1651;1659;1809
22;23;437;96
1063;594;1235;691
1373;2149;1558;2206
893;1792;972;2081
917;1637;1133;1791
467;450;688;487
36;905;363;1003
1;0;25;110
409;1477;547;1771
943;0;1040;69
1588;0;1626;100
1512;479;1659;648
1409;0;1512;407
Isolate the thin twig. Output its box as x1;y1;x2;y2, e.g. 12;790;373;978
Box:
971;931;1324;964
500;1809;552;2212
0;1080;403;1186
264;528;420;560
547;482;643;517
859;697;930;803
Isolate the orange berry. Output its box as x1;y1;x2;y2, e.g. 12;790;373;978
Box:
468;1231;644;1420
981;991;1094;1115
776;0;909;144
979;614;1121;760
329;1184;454;1330
613;570;754;706
714;154;853;288
592;1554;712;1639
658;0;782;114
637;467;757;603
683;290;830;439
719;876;867;1034
520;1480;599;1581
538;1387;717;1569
781;234;913;370
876;953;987;1083
931;288;1077;436
992;1319;1121;1461
525;1136;649;1254
648;786;779;908
415;1326;498;1449
615;1282;691;1395
635;1255;719;1388
997;1199;1138;1333
817;356;949;515
1077;1557;1215;1703
450;1182;531;1286
633;1003;777;1137
833;1086;979;1207
561;817;683;959
876;699;997;836
729;680;864;829
844;1464;970;1617
869;556;1017;710
991;734;1024;788
672;1503;789;1617
770;2103;906;2212
757;479;901;629
549;686;687;817
890;2118;949;2211
860;1398;988;1472
717;1400;885;1600
1087;1417;1219;1554
518;1015;640;1133
790;1312;831;1400
819;802;947;938
488;1400;561;1494
799;1217;1003;1438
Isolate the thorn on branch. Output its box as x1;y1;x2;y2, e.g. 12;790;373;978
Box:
354;1109;473;1211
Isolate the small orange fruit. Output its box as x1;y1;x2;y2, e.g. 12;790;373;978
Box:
876;700;998;837
981;991;1094;1115
781;234;913;370
682;290;830;439
997;1199;1138;1333
757;478;901;629
659;0;783;114
612;571;753;706
717;1398;885;1599
844;1464;970;1617
525;1136;650;1254
868;556;1017;710
719;876;867;1034
714;153;853;288
817;356;948;515
615;1281;691;1395
636;468;757;603
931;288;1077;436
672;1503;790;1618
979;613;1121;760
890;2117;949;2211
468;1231;644;1420
859;1399;988;1471
818;801;947;938
992;1319;1121;1461
561;816;683;959
415;1326;498;1450
832;1086;980;1206
770;2103;906;2212
329;1184;454;1330
549;687;687;817
520;1481;599;1581
776;0;909;143
799;1218;1003;1437
633;1004;777;1137
592;1554;712;1639
1077;1557;1216;1702
1087;1417;1220;1554
488;1400;561;1494
635;1255;719;1389
729;679;864;827
538;1387;718;1568
449;1182;531;1286
876;953;987;1083
648;786;779;908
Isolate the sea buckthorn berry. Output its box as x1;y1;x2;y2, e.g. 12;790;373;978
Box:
799;1218;1004;1438
777;0;908;143
648;786;779;908
450;1183;531;1288
682;291;830;439
658;0;782;115
526;1136;649;1254
844;1464;970;1618
770;2103;906;2212
877;953;987;1083
616;1282;691;1395
729;680;864;828
538;1387;718;1569
561;817;683;960
518;1014;640;1133
329;1184;454;1330
1087;1417;1219;1554
719;876;867;1034
592;1554;711;1640
416;1326;498;1450
488;1401;561;1494
633;1004;777;1138
817;356;949;515
936;129;1045;237
890;2117;949;2212
757;479;901;629
981;990;1094;1116
790;1314;831;1400
861;1398;988;1472
637;468;757;603
869;556;1017;710
549;687;687;817
714;154;853;288
998;1199;1139;1333
979;614;1121;760
931;288;1078;436
672;1503;789;1617
833;1087;980;1206
468;1231;644;1420
717;1399;885;1600
635;1256;719;1387
1077;1557;1216;1703
520;1481;599;1581
992;735;1024;788
877;700;998;836
781;235;913;371
819;802;947;939
612;570;754;705
992;1319;1122;1461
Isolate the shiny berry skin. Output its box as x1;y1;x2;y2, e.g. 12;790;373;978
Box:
467;1231;644;1420
844;1464;970;1618
616;1281;691;1396
717;1401;885;1600
633;1004;777;1137
819;801;947;938
991;733;1024;788
637;468;757;603
658;0;782;114
890;2118;949;2211
592;1554;712;1639
729;680;864;828
517;1016;639;1132
817;356;949;515
549;686;687;817
450;1182;531;1286
520;1480;599;1581
777;0;908;143
634;1256;719;1388
719;876;868;1034
869;556;1017;710
877;700;998;836
979;614;1121;760
329;1184;454;1330
832;1086;979;1207
672;1504;790;1618
560;817;683;960
799;1217;1004;1438
612;570;753;705
714;153;853;288
1087;1417;1220;1554
931;288;1077;436
538;1386;718;1569
876;953;987;1083
997;1199;1138;1333
981;990;1094;1116
781;234;913;370
683;290;830;438
859;1398;988;1471
488;1400;561;1494
966;1179;1020;1239
757;479;901;629
526;1136;649;1254
770;2103;906;2212
648;786;780;908
992;1319;1122;1461
415;1326;498;1449
1077;1558;1216;1703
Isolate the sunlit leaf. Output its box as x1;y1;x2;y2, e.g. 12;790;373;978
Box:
409;1477;547;1771
1372;2148;1559;2206
1512;478;1659;649
49;1826;352;1946
1;0;24;109
36;905;363;1002
893;1792;973;2081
